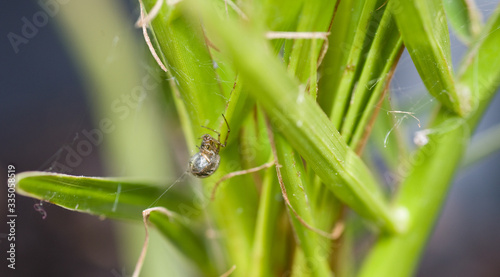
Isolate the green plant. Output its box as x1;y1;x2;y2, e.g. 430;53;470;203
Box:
17;0;500;276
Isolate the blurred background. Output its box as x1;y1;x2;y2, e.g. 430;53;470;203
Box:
1;0;499;276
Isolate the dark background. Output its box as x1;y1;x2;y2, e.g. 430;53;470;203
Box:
1;1;500;276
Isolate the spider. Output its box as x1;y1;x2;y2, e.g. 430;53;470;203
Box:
188;114;230;178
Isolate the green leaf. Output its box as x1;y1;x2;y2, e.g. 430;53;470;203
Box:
16;172;221;274
183;0;404;234
55;1;173;179
390;0;470;116
323;0;385;128
462;124;500;167
142;2;263;273
443;0;482;44
207;140;260;274
261;0;304;34
147;210;217;275
340;7;403;148
359;5;500;276
287;0;336;82
457;4;500;124
274;133;332;276
249;165;282;277
359;115;470;277
141;0;227;145
16;171;188;221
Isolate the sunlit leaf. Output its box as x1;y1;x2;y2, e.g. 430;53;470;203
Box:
359;5;500;276
182;0;404;234
443;0;482;44
16;171;189;221
390;0;470;116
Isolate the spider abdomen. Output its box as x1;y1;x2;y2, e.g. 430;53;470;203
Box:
188;151;221;178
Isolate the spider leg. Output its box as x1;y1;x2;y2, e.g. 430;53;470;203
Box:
221;114;230;147
201;125;221;136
